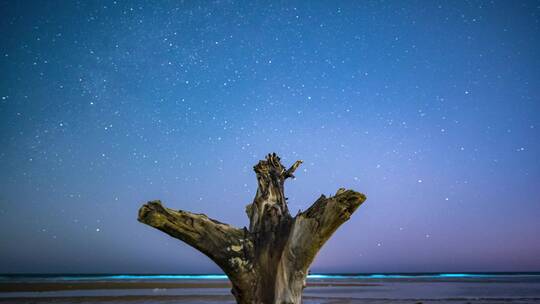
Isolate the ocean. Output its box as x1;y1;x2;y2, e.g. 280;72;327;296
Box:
1;273;540;303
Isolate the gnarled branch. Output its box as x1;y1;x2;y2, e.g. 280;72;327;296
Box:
138;201;254;287
289;188;366;272
247;153;302;233
284;160;303;179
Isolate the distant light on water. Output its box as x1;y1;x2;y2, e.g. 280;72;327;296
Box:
1;273;538;282
62;274;229;280
307;273;488;279
437;273;489;278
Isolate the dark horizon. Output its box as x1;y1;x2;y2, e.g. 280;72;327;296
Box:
3;271;540;276
0;271;540;276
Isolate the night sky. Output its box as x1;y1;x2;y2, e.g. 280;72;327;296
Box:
1;1;539;274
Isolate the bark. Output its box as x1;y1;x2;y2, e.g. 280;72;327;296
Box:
138;153;366;304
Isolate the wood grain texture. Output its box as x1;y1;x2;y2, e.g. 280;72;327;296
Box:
138;153;366;304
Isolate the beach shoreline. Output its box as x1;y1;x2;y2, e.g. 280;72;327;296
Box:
2;274;540;303
0;281;378;292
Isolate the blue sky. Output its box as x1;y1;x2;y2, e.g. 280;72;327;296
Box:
0;1;539;273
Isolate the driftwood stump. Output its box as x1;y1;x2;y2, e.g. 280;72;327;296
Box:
138;153;366;304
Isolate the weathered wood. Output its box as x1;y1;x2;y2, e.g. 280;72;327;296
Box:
138;201;255;300
138;153;366;304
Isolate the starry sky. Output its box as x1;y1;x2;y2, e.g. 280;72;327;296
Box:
1;1;539;274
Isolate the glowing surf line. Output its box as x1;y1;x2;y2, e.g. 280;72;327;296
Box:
57;273;493;280
2;273;537;281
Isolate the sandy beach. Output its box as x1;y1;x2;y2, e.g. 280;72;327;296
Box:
0;281;377;292
2;274;540;304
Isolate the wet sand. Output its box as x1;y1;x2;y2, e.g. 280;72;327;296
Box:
2;277;540;303
0;281;377;292
0;295;539;304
